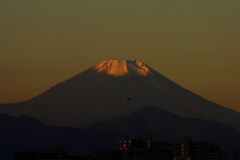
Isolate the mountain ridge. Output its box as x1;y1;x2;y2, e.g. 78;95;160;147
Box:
79;105;240;153
1;106;240;159
0;59;240;130
0;112;108;159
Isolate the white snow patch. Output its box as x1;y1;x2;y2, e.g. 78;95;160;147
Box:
92;59;152;76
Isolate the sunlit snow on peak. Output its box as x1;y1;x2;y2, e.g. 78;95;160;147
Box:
92;59;152;76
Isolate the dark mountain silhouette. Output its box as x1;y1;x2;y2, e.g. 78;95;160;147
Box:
1;106;240;159
0;113;108;160
1;59;240;130
79;105;240;153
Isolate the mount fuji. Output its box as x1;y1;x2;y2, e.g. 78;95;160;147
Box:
1;59;240;129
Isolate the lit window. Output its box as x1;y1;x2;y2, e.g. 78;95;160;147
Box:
120;148;122;150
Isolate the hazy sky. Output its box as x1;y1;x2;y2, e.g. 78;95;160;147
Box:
1;0;240;112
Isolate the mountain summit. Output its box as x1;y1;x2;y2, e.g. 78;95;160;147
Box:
1;59;240;130
91;59;151;76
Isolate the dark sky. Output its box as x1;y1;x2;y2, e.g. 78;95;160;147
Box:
1;0;240;112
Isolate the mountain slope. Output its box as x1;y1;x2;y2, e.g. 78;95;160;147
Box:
79;105;240;153
0;113;107;160
0;59;240;130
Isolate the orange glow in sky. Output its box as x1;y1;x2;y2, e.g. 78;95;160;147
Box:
1;0;240;112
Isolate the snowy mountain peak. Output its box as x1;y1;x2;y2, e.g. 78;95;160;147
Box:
91;59;152;76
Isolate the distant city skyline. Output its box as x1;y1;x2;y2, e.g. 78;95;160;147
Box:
1;0;240;112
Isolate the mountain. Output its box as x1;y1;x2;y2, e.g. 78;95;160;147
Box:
79;105;240;153
0;113;107;160
1;106;240;159
0;59;240;129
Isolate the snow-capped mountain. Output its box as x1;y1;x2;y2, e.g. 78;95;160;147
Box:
1;59;240;129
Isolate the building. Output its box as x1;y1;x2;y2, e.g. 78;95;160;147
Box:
14;135;227;160
15;145;69;160
114;133;153;150
114;133;173;160
155;136;227;160
232;147;240;160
